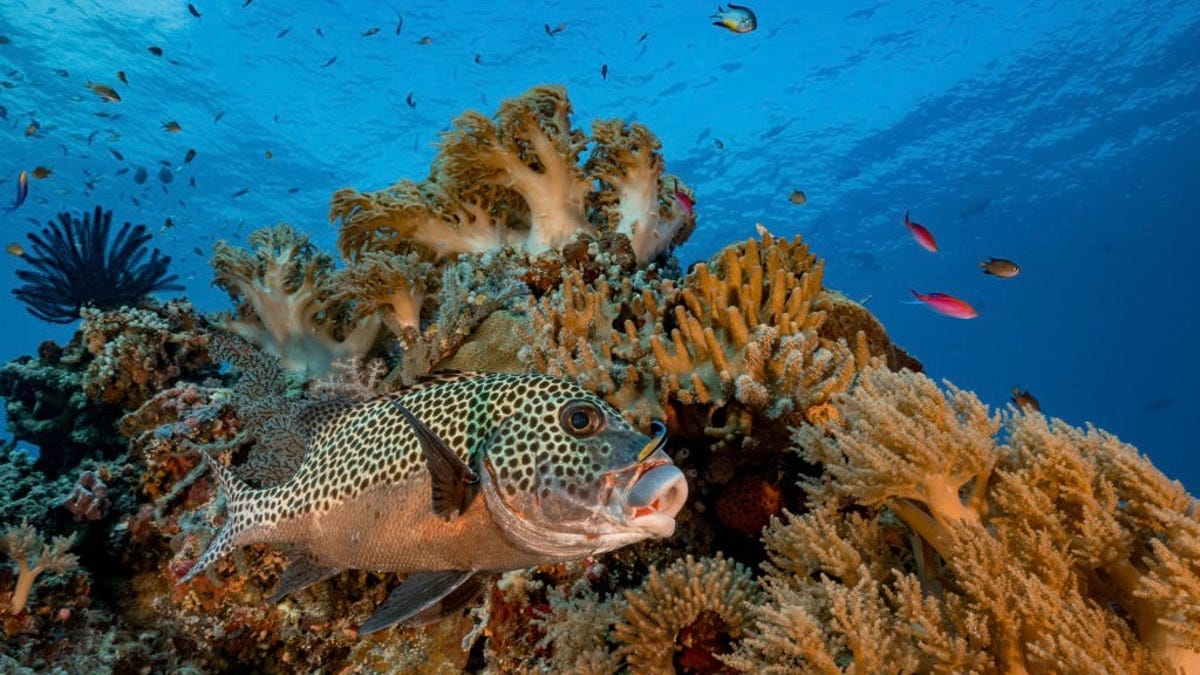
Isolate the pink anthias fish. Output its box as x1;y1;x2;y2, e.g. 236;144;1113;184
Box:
672;179;695;216
903;210;937;252
910;289;977;319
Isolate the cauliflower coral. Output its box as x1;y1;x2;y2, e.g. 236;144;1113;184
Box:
330;85;696;266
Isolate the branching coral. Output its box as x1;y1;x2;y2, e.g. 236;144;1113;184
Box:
1;520;79;614
211;223;380;375
12;206;181;323
751;367;1200;673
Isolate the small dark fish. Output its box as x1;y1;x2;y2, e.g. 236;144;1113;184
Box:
193;246;205;256
273;114;281;123
7;242;24;256
31;166;51;179
232;187;249;197
111;149;124;161
184;148;196;163
789;190;807;205
637;32;649;43
714;138;725;150
544;22;566;36
1012;388;1040;413
148;46;163;56
0;35;10;45
264;150;272;159
24;121;39;137
164;217;175;229
600;64;608;81
362;27;380;37
0;105;6;120
134;166;148;184
188;3;201;18
406;92;416;109
117;70;128;85
131;196;141;207
418;36;432;45
163;121;182;132
288;187;299;193
321;56;337;67
2;170;28;213
243;0;252;6
214;110;225;123
395;13;403;34
473;53;482;64
315;27;324;37
980;257;1020;278
1140;397;1172;413
86;131;99;145
189;177;196;187
157;166;174;184
711;3;757;33
277;27;291;38
87;81;121;102
54;68;69;77
115;167;129;176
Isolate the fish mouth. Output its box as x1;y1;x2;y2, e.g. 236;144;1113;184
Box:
622;461;688;538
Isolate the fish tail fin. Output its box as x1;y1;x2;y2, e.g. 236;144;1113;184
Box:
909;289;921;299
178;452;260;584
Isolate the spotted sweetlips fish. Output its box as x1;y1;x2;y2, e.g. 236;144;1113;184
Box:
179;372;689;634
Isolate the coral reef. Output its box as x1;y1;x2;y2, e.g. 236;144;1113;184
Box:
727;367;1200;673
330;85;695;267
0;86;1194;675
211;223;380;376
12;206;181;323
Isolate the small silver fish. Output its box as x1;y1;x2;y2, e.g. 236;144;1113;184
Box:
180;373;687;635
711;3;757;33
980;257;1020;278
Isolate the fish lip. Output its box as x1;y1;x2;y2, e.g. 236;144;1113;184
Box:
617;462;688;538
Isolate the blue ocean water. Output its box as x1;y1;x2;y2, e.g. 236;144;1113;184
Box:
0;1;1196;492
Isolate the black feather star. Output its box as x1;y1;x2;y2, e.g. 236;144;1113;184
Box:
12;205;183;323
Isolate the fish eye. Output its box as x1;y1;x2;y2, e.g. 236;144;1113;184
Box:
560;400;604;437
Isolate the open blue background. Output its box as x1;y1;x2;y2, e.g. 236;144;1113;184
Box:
1;1;1196;491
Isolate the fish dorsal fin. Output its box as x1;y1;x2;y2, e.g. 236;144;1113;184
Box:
268;549;341;603
393;370;485;395
357;571;480;636
390;398;479;519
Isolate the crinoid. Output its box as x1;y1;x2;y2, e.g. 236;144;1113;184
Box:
12;205;182;323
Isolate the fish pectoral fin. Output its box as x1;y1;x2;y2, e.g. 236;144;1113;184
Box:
268;550;340;603
391;399;478;519
357;570;481;636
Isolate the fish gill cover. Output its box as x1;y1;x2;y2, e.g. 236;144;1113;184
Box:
0;1;1197;673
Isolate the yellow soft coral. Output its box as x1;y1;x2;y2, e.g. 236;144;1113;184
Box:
771;367;1200;673
2;519;79;614
438;85;593;253
587;120;695;265
211;224;379;375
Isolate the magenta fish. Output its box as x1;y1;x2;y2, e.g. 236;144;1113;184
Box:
673;179;695;216
903;210;937;252
910;289;977;319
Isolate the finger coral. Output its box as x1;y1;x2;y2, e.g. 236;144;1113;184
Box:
211;223;380;375
12;206;182;323
737;367;1200;673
